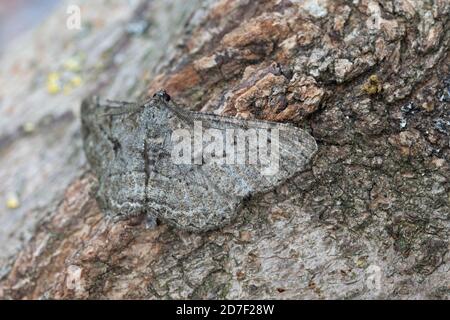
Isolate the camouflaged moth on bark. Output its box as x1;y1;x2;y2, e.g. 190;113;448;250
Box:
81;91;317;232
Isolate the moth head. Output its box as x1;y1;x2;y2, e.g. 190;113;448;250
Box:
152;90;171;103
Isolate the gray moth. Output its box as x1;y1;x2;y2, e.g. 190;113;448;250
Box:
81;91;317;232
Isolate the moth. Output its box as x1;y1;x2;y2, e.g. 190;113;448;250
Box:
81;91;317;232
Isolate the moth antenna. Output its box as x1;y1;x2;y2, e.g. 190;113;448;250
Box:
99;103;142;117
105;99;135;106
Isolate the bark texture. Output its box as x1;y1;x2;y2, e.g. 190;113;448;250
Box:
0;0;449;299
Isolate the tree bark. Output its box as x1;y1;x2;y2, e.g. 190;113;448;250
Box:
0;0;448;299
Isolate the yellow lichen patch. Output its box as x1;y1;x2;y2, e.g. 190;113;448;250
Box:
47;72;61;94
63;57;81;72
46;54;85;95
63;75;83;95
22;122;35;134
6;193;20;209
362;74;382;95
355;256;367;268
421;102;434;112
71;75;83;87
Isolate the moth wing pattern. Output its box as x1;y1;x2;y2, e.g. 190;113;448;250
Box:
81;95;318;232
81;97;148;217
81;96;114;175
146;101;318;231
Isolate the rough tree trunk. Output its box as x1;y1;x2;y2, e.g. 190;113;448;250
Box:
0;0;448;299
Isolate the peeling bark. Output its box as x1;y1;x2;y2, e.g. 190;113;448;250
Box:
0;0;449;299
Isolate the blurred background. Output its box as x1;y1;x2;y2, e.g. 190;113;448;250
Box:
0;0;60;53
